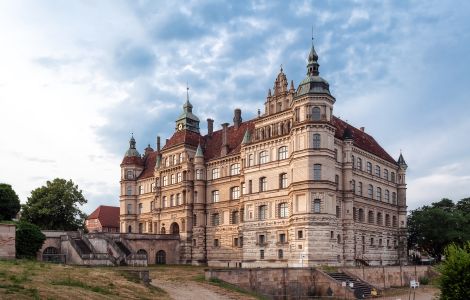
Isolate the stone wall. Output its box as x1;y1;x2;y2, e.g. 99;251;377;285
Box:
0;223;16;259
340;265;432;288
205;268;355;299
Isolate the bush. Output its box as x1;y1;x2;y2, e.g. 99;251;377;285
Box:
16;221;46;258
439;242;470;300
419;276;429;285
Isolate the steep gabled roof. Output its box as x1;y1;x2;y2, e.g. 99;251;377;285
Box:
161;129;201;150
87;205;119;228
331;116;397;165
138;151;158;179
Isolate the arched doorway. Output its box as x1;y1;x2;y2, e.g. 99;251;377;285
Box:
137;249;148;263
128;225;132;233
161;226;166;234
170;222;179;235
42;247;59;262
156;250;166;264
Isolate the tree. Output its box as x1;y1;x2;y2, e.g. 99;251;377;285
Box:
16;221;46;258
21;178;87;231
0;183;21;221
439;242;470;300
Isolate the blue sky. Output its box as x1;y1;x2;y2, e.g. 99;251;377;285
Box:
1;0;469;214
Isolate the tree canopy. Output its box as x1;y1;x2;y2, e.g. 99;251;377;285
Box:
16;221;46;258
0;183;21;221
21;178;87;231
439;242;470;300
408;198;470;261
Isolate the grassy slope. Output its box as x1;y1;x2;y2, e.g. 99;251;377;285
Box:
0;260;169;300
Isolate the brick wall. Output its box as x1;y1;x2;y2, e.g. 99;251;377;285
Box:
0;223;16;259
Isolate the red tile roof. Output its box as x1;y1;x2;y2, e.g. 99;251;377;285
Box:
138;151;157;179
121;155;143;166
87;205;120;228
331;116;397;165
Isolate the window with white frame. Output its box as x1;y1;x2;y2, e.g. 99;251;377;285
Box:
312;199;321;213
162;196;166;208
139;185;144;195
313;164;321;180
231;211;239;224
196;169;203;180
258;205;267;220
384;169;389;180
248;154;254;167
212;213;220;226
368;184;374;198
230;163;240;175
126;185;132;196
138;203;143;214
279;202;288;218
357;157;362;170
375;165;381;177
212;190;219;203
392;192;397;204
127;204;132;214
230;186;240;200
377;187;382;201
385;190;390;202
151;183;155;192
172;155;177;165
126;170;134;179
279;173;287;189
259;151;268;164
212;168;220;179
313;134;321;149
278;146;288;160
358;182;363;196
179;153;183;163
352;180;356;192
241;182;246;195
177;172;182;183
176;193;181;205
259;177;267;192
170;174;175;184
367;162;372;174
163;176;168;186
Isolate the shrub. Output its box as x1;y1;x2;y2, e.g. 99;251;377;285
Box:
439;242;470;300
16;221;46;258
419;276;429;285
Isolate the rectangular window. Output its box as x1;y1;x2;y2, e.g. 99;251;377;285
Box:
297;230;303;239
139;185;144;195
196;169;203;180
278;249;283;259
171;174;175;184
230;163;240;175
368;185;374;198
258;205;267;220
313;134;321;149
313;164;321;180
357;158;362;170
358;182;363;196
212;168;220;179
259;177;267;192
241;182;246;195
138;203;143;214
367;162;372;174
279;173;287;189
248;180;253;194
258;234;265;245
248;154;254;167
259;151;268;164
312;199;321;213
212;190;219;203
150;201;154;211
177;172;182;182
126;185;132;196
279;233;286;243
126;170;134;179
163;176;168;186
278;146;288;160
279;203;288;218
233;237;239;247
231;186;240;200
260;250;265;259
127;204;132;214
214;239;219;247
212;213;220;226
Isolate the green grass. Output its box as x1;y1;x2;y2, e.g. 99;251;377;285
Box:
51;276;116;295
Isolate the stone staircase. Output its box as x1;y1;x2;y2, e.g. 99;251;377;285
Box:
73;238;92;255
115;240;131;256
327;272;373;299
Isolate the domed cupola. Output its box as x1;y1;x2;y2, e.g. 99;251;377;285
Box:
296;41;331;97
175;85;201;133
122;134;143;165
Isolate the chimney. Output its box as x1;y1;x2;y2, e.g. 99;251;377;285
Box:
233;108;242;129
221;123;229;156
156;136;161;152
207;118;214;136
360;127;365;132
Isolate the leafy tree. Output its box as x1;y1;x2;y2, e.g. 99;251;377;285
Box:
16;221;46;258
439;242;470;300
21;178;87;231
0;183;21;221
456;198;470;214
408;197;470;261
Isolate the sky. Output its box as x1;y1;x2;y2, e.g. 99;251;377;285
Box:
0;0;469;214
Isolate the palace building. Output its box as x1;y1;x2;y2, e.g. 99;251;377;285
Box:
119;42;408;267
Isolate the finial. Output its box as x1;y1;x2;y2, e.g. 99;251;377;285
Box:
186;82;189;102
311;25;314;46
280;64;283;72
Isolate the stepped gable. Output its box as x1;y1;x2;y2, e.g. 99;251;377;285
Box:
332;116;396;165
87;205;120;228
202;120;255;160
138;151;158;179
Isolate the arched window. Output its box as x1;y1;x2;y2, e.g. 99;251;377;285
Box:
259;177;267;192
377;187;382;201
367;162;372;174
351;180;356;192
375;165;381;177
278;146;288;160
385;190;390;202
230;186;240;200
212;190;219;203
312;199;321;213
392;192;397;204
384;169;389;180
357;158;362;170
279;202;288;218
212;213;220;226
313;134;321;149
128;225;132;233
258;205;267;220
368;211;374;223
337;234;341;244
231;211;239;224
212;168;220;179
160;227;166;234
368;184;374;198
312;107;320;120
259;151;268;164
279;173;287;189
230;163;240;175
313;164;321;180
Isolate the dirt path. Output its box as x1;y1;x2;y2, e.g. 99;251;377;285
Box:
151;278;234;300
377;286;440;300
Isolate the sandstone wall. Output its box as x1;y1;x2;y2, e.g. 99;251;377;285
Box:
0;223;16;259
340;265;431;288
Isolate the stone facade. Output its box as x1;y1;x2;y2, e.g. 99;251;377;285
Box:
0;223;16;259
119;42;408;267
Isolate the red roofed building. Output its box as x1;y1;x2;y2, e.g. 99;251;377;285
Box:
119;41;408;267
86;205;120;233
